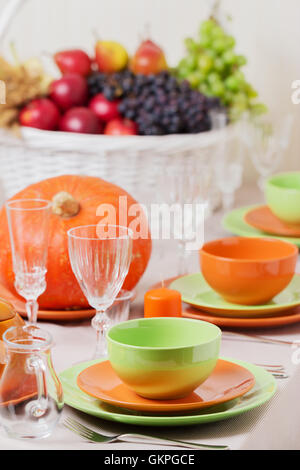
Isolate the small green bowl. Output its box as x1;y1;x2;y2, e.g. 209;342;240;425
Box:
107;317;221;400
265;172;300;224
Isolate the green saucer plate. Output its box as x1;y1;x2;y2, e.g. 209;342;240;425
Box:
223;205;300;247
170;273;300;317
59;358;276;427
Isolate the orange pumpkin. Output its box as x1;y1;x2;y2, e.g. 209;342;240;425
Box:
0;175;152;310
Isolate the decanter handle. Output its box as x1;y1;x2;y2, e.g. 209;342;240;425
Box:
26;354;48;418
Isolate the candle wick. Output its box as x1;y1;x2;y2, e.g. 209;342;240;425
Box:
160;274;165;289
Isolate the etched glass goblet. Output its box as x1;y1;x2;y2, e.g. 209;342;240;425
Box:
5;199;51;324
68;224;132;358
210;109;244;210
159;163;211;276
241;112;293;191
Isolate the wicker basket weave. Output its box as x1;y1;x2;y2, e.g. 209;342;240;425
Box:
0;0;232;206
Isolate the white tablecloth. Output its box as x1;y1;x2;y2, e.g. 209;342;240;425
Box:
1;185;300;450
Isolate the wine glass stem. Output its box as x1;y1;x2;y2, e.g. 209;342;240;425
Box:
222;192;235;210
178;241;190;276
92;310;110;359
258;174;267;193
26;299;39;324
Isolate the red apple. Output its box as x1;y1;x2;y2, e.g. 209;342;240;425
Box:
89;94;121;122
104;118;138;136
50;73;88;111
59;107;102;134
54;49;92;77
19;98;60;130
130;40;168;75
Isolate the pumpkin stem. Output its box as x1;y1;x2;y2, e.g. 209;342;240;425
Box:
52;192;80;218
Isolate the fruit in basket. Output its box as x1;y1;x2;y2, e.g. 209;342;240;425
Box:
89;94;121;122
19;98;60;130
49;73;88;110
59;107;102;134
88;69;223;135
54;49;92;76
118;71;222;135
87;69;133;101
0;55;51;131
130;40;168;75
176;18;267;120
95;41;128;73
0;175;152;310
22;57;53;93
104;118;138;136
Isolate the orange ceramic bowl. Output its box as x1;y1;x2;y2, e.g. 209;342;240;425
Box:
200;237;298;305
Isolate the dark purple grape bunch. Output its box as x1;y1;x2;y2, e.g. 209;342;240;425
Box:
87;70;224;135
87;70;136;101
119;73;224;135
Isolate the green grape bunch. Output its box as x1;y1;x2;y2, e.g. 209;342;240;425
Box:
176;18;267;121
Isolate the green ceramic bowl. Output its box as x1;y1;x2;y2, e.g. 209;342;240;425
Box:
265;172;300;224
107;317;221;400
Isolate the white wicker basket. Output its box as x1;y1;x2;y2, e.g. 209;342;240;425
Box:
0;0;232;206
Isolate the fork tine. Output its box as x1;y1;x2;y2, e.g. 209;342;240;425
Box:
256;364;284;369
255;364;287;374
64;423;91;440
65;417;91;430
66;417;92;433
67;417;113;438
64;417;111;443
262;366;284;369
64;422;89;440
64;418;95;440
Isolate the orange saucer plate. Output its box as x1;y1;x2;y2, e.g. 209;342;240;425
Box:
182;305;300;329
0;283;95;321
77;359;255;413
152;278;300;329
244;206;300;237
0;284;136;322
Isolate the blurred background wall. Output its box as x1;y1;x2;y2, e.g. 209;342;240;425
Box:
0;0;299;178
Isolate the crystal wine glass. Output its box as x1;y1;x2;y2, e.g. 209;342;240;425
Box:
210;109;244;210
159;162;212;276
68;224;132;358
241;112;293;191
5;199;51;324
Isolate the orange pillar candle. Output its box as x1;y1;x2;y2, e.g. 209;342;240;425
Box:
144;288;182;318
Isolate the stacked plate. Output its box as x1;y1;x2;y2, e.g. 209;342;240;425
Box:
60;357;276;427
155;235;300;328
224;205;300;248
172;182;300;328
224;172;300;248
59;317;277;427
169;272;300;329
0;282;134;322
221;176;300;328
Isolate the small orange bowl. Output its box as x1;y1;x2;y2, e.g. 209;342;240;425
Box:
200;237;298;305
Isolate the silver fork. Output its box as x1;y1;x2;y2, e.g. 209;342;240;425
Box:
223;331;295;347
64;417;229;450
255;363;289;379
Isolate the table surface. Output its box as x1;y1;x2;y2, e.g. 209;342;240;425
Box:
1;184;300;451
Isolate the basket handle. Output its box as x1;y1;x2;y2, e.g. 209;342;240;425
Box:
0;0;27;46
